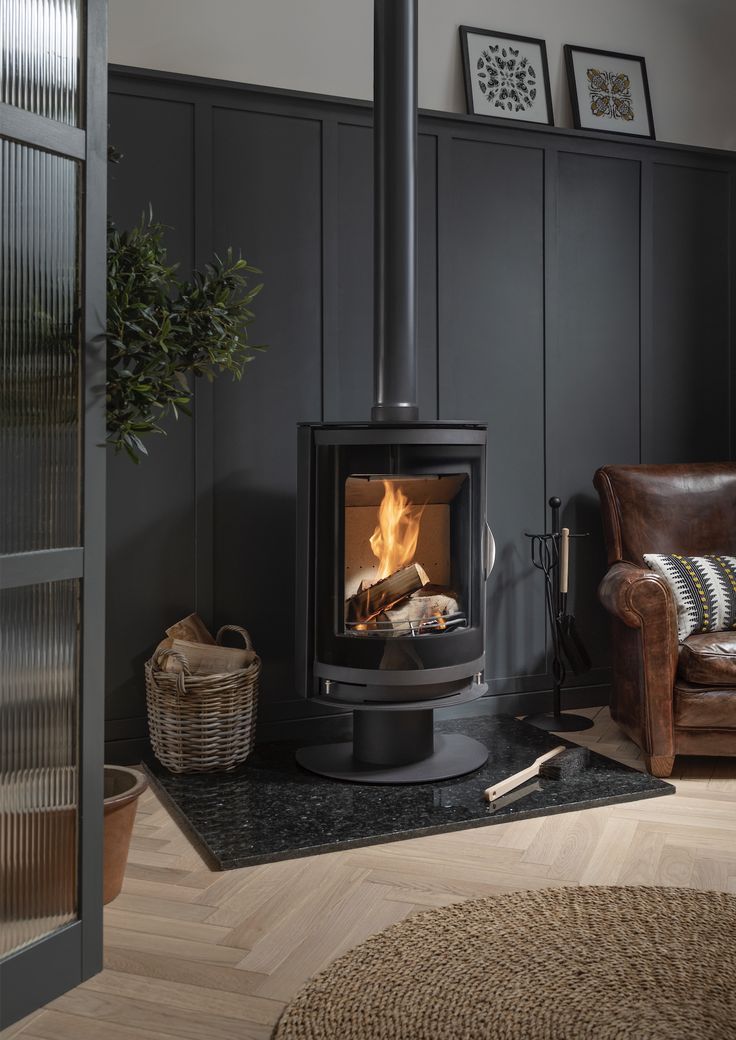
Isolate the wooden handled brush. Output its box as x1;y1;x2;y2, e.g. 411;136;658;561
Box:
484;745;591;803
559;527;570;596
484;746;566;802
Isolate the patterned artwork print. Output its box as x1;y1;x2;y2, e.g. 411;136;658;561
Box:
587;68;634;122
643;553;736;642
476;45;537;113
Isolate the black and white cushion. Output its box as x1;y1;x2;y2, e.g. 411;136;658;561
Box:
643;553;736;642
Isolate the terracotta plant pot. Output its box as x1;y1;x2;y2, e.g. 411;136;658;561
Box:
3;766;148;925
103;765;148;904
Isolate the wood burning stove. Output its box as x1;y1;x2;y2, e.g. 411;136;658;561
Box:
294;0;494;781
295;421;493;781
298;423;490;691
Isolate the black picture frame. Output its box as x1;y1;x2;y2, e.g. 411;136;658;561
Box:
459;26;554;126
564;45;655;139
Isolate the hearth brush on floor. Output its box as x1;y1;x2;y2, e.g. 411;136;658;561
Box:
484;745;590;803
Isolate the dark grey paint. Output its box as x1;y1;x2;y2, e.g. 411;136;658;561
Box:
211;107;323;705
78;0;108;985
106;93;197;748
105;67;736;751
644;164;731;463
0;0;108;1026
439;136;547;688
107;93;195;260
1;925;82;1027
548;152;641;670
327;124;437;421
0;547;84;589
0;101;86;160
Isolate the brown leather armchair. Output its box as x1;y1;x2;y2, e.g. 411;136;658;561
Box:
594;463;736;777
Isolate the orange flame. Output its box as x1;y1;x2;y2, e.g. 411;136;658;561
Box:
369;481;423;581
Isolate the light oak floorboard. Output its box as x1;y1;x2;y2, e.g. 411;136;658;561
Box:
3;708;735;1038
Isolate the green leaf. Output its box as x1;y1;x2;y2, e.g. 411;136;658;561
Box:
106;205;267;463
123;441;141;464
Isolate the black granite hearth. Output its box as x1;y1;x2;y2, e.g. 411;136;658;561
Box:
144;715;673;871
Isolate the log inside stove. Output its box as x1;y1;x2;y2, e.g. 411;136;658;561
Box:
345;561;466;636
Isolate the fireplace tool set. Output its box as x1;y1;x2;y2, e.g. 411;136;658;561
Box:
524;496;594;733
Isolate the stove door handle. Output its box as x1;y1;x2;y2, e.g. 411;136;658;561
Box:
483;521;496;580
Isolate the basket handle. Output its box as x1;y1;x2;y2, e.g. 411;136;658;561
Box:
216;625;254;651
153;646;192;695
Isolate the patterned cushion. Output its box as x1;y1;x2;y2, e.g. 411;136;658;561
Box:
643;554;736;642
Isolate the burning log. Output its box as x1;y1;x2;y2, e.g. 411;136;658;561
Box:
383;585;459;628
347;562;429;624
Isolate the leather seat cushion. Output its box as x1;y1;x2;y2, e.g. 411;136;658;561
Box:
674;680;736;729
678;631;736;685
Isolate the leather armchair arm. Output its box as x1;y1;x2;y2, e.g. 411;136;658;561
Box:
598;562;678;759
599;562;677;636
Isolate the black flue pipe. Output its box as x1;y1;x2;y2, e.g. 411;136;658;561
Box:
372;0;419;423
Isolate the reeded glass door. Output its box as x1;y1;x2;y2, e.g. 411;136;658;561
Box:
0;0;107;1027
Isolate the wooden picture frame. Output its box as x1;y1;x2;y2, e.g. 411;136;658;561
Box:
565;45;655;139
459;26;554;126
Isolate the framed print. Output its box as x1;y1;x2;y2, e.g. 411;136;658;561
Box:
565;45;655;138
459;26;553;125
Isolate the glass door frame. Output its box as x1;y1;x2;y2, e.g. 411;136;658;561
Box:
0;0;107;1026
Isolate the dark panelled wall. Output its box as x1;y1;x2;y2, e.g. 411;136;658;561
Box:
211;108;323;709
106;67;736;760
106;93;197;760
441;138;546;691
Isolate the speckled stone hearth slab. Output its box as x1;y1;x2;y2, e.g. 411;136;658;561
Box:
144;715;673;871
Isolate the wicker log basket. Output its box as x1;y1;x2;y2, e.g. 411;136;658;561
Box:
145;625;261;773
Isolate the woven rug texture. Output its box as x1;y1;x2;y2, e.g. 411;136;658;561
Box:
272;885;736;1040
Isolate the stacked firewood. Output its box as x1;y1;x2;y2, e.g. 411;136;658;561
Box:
346;563;459;633
153;613;257;673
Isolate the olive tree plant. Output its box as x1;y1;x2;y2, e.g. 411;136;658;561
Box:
106;210;264;462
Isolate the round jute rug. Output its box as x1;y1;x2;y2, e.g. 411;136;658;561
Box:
272;886;736;1040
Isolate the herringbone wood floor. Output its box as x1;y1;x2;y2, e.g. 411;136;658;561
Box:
4;706;736;1040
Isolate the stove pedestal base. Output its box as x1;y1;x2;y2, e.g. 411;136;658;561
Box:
296;707;488;783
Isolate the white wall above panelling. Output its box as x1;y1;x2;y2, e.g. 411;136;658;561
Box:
109;0;736;151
